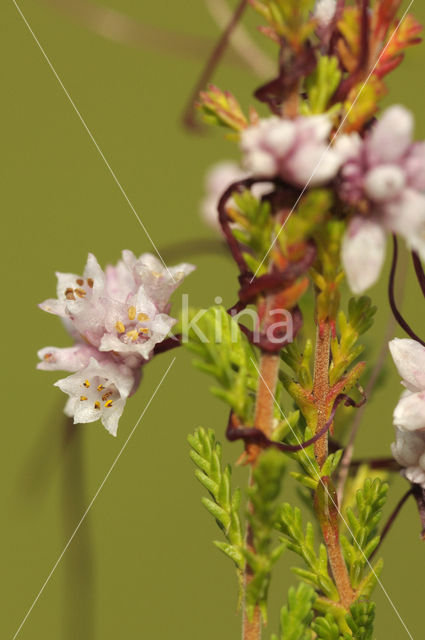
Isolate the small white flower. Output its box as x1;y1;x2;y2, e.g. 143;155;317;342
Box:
390;338;425;487
55;358;136;436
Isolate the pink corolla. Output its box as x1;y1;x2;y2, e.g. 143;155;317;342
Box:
201;161;247;230
200;161;273;231
390;338;425;488
240;115;341;188
338;106;425;294
38;251;194;434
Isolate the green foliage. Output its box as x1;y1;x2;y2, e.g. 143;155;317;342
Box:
329;297;376;386
188;428;244;586
182;306;258;422
303;57;341;114
281;338;314;391
271;583;316;640
245;449;287;621
277;503;338;601
230;190;274;275
279;189;334;252
345;601;375;640
197;84;248;132
251;0;315;44
341;478;388;589
312;613;342;640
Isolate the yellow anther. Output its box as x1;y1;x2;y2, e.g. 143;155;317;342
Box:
102;391;112;402
76;278;84;286
94;401;101;409
97;384;105;391
104;400;113;408
83;380;90;388
126;329;139;341
115;321;126;333
138;327;149;334
137;313;149;321
80;396;88;401
128;306;136;321
75;288;86;298
43;353;53;360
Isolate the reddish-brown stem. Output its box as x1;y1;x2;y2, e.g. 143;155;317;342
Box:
242;352;279;640
312;321;331;467
315;478;354;609
182;0;249;130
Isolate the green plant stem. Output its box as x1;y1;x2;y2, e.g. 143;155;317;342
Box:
312;321;331;468
242;352;279;640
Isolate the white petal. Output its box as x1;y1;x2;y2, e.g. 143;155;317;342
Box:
341;218;387;293
245;150;277;176
314;0;337;28
405;466;425;486
393;390;425;431
389;338;425;392
364;165;405;202
84;253;105;295
37;344;96;372
333;133;362;163
286;145;341;187
263;120;296;155
391;426;425;467
369;105;414;163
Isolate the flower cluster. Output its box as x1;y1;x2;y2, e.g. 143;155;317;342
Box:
240;114;341;188
202;106;425;300
38;252;194;435
390;338;425;488
339;106;425;293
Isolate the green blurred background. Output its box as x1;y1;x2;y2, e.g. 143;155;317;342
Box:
2;1;425;638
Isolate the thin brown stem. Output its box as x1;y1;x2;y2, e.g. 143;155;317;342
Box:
182;0;249;130
336;247;408;503
204;0;274;78
242;353;279;640
313;321;331;467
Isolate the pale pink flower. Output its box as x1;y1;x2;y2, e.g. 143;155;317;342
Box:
201;162;247;230
240;115;341;188
40;252;194;361
200;161;273;231
390;338;425;487
338;106;425;293
38;251;194;433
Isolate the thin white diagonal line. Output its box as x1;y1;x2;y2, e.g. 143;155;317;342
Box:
250;357;414;639
252;0;415;280
11;358;176;640
12;0;175;281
